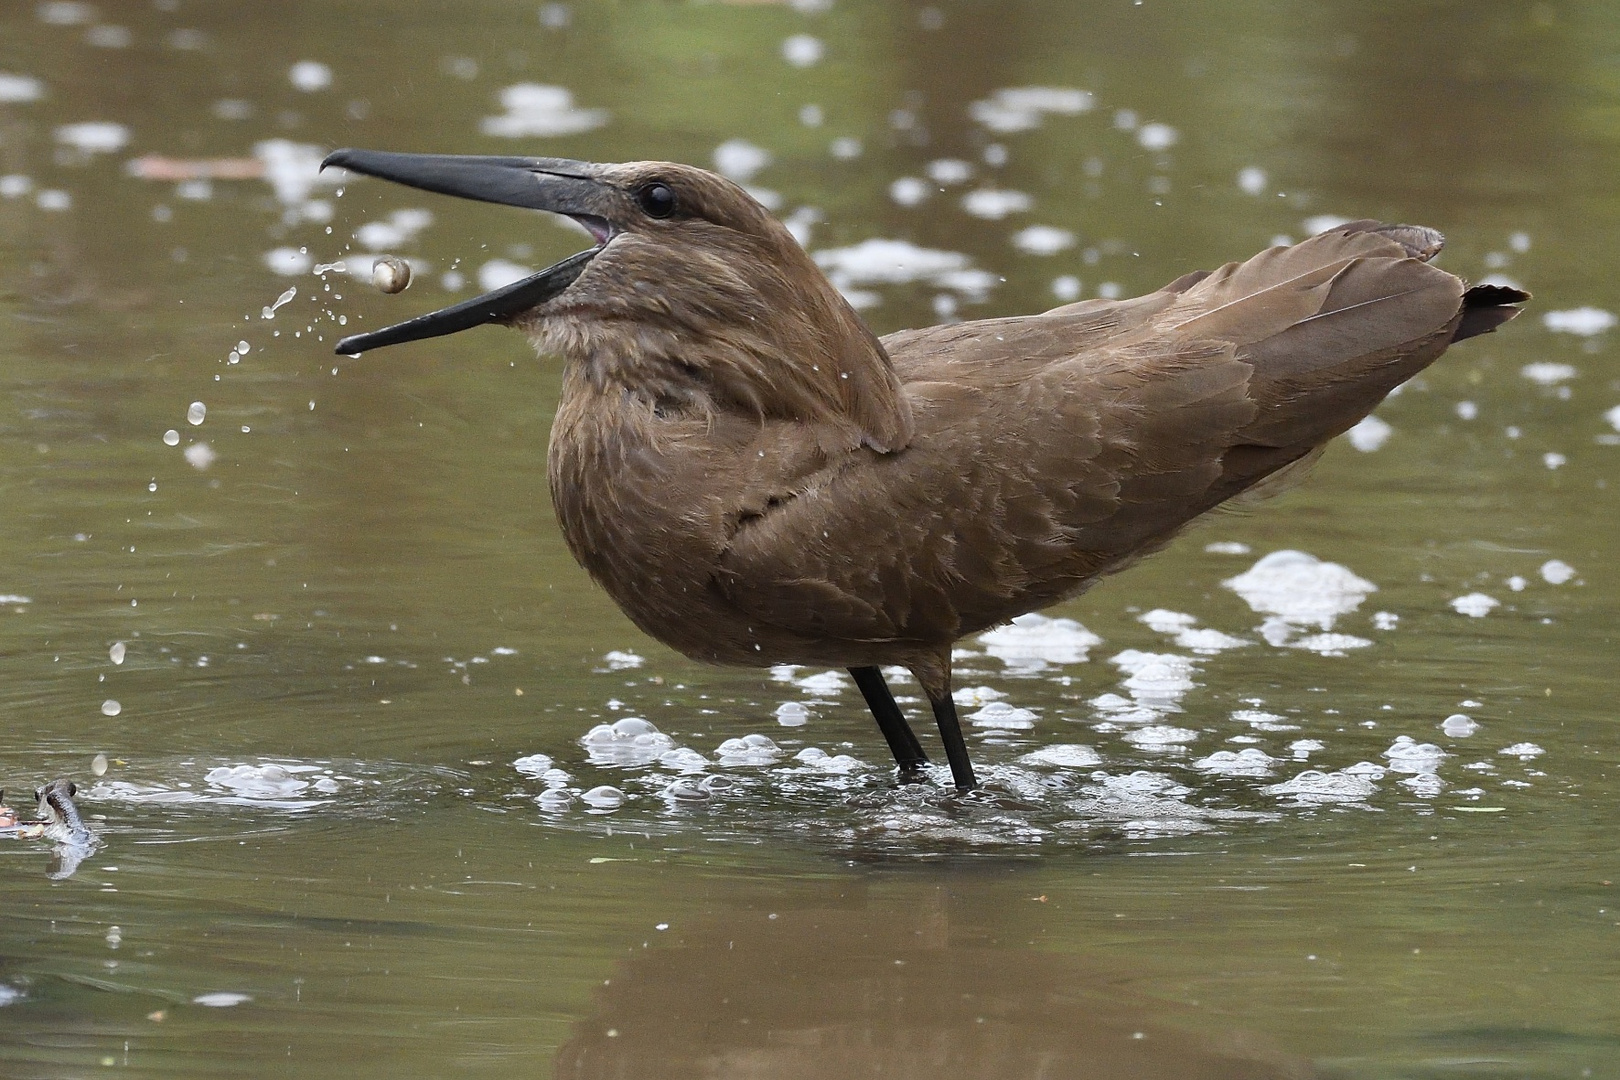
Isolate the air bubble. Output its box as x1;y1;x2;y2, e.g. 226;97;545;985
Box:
186;401;206;425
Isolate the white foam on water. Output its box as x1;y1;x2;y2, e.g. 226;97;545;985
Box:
1237;166;1267;195
813;239;977;298
1020;744;1102;768
1288;632;1373;656
184;443;216;470
1138;609;1249;654
54;121;128;153
1400;773;1445;797
0;74;44;103
1224;550;1376;631
1265;769;1378;805
968;86;1094;132
537;789;573;812
1289;739;1325;759
1383;736;1445;774
512;754;554;778
1204;541;1250;555
1540;559;1575;585
1111;650;1198;706
1499;742;1544;759
263;247;311;276
1064;770;1268;838
204;763;315;800
38;2;94;25
889;176;930;206
1441;714;1479;738
927;158;973;184
1346;414;1393;452
288;60;331;92
657;747;708;773
1303;214;1355;235
254;139;345;208
1136;122;1178;150
580;718;674;766
1233;708;1298;732
961;188;1032;220
967;701;1038;729
791;747;865;773
794;669;847;695
715;733;781;765
1450;592;1499;618
952;685;1008;706
1542;308;1616;336
1521;362;1578;387
978;613;1101;673
480;84;607;138
781;33;824;67
1012;225;1074;255
193;992;251;1007
1192;748;1276;776
713;139;771;182
353;207;433;251
773;701;810;727
598;650;643;671
1121;725;1198;748
580;785;625;809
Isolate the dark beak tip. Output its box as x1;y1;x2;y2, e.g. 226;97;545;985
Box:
320;148;356;173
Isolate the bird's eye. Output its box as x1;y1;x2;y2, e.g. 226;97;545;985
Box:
637;182;677;219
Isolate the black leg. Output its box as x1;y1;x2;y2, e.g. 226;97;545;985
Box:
925;690;978;792
848;666;929;779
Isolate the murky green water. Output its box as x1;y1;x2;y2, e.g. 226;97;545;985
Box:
2;1;1618;1076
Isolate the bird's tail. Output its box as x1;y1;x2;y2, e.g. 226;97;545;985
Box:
1159;220;1527;502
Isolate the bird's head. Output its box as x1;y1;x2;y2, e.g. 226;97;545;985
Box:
322;149;910;450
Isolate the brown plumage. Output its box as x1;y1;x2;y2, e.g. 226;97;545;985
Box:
324;150;1528;791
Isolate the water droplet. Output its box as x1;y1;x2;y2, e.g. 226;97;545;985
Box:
162;429;179;446
147;481;157;492
109;641;126;664
228;351;240;364
101;699;122;716
186;401;206;425
91;753;108;776
236;340;250;354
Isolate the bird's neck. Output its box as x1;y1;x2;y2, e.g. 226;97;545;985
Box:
530;284;914;453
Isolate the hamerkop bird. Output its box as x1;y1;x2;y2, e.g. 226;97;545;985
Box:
323;149;1527;792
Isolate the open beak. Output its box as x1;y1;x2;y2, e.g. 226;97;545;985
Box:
321;149;613;356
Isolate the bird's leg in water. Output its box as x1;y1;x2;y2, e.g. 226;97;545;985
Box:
926;692;978;792
848;666;929;780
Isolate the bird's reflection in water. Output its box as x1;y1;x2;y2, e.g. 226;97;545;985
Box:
556;895;1313;1079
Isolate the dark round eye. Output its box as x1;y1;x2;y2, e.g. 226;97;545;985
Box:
636;182;677;219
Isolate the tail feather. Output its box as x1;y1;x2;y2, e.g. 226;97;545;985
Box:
1455;282;1531;342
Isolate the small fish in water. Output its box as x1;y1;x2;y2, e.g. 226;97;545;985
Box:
372;255;411;294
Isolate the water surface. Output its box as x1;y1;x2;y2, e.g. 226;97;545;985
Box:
2;2;1618;1076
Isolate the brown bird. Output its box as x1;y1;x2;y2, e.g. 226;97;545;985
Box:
323;149;1527;792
